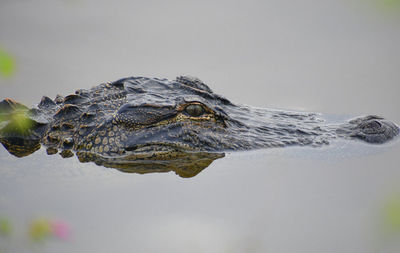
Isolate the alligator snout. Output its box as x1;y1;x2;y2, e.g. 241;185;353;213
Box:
345;116;399;143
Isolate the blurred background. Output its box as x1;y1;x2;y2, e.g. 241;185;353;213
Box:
0;0;399;252
0;0;399;121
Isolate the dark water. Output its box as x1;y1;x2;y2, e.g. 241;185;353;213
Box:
1;0;400;252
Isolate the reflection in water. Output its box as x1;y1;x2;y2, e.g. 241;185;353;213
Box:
75;150;224;178
0;134;224;178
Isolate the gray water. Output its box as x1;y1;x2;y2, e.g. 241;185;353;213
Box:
1;0;400;252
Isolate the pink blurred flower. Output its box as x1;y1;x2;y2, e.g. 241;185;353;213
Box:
51;220;71;240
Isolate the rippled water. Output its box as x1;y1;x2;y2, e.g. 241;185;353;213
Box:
1;0;400;252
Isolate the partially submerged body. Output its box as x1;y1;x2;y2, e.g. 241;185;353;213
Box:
0;76;398;177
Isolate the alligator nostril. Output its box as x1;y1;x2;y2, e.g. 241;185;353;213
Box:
361;120;382;131
371;120;382;128
374;120;382;128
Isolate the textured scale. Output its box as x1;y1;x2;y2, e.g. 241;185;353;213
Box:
0;76;399;177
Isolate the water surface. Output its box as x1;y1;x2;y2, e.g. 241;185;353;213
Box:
0;0;399;252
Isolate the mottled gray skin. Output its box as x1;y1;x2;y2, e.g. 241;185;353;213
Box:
0;76;399;161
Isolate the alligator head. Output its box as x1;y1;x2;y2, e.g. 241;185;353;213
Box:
0;76;398;177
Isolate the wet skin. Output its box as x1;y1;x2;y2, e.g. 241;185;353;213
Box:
0;76;398;177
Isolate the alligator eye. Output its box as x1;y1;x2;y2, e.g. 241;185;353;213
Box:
185;104;205;117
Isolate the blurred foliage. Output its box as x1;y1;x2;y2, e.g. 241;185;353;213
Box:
372;0;400;11
383;195;400;232
0;218;12;236
0;216;71;253
29;218;71;242
379;0;400;8
29;219;52;242
0;48;16;78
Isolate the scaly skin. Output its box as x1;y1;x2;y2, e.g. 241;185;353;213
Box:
0;76;398;176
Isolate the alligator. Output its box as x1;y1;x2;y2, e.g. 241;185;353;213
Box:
0;76;398;177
